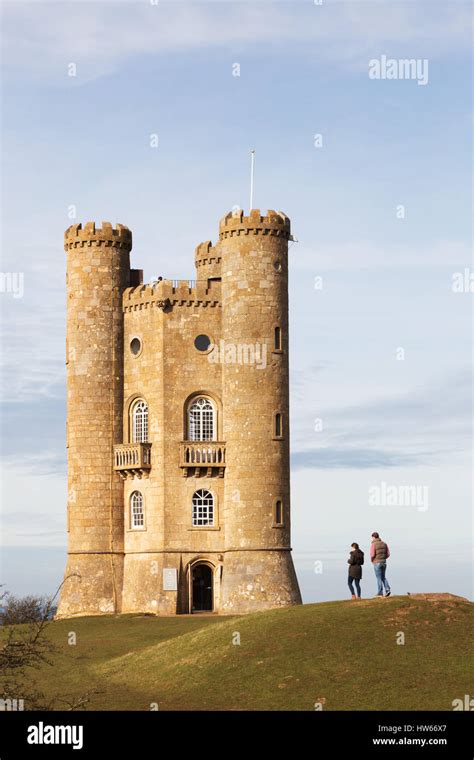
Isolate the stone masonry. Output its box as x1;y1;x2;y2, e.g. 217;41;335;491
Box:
56;210;302;617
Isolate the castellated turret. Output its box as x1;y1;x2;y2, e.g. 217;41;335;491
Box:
57;211;301;618
58;222;132;617
219;210;301;611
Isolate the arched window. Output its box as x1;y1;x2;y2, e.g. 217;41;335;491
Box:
188;397;215;441
274;412;283;438
132;400;148;443
192;489;214;527
130;491;144;528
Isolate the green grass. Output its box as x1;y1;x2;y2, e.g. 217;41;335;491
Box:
4;596;472;711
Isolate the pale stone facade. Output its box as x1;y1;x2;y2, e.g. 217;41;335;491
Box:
57;210;302;617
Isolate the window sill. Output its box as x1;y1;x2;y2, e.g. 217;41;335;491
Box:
187;526;221;531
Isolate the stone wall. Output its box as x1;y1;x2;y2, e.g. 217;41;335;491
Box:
57;223;131;617
58;211;301;618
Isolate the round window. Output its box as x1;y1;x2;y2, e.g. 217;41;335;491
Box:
274;260;282;272
194;334;211;352
130;337;142;356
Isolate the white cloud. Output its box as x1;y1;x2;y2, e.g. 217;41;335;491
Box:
2;0;471;84
0;246;66;403
291;239;472;271
290;367;472;467
0;461;67;547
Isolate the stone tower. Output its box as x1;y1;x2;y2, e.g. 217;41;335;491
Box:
57;211;301;618
219;210;300;612
58;223;131;617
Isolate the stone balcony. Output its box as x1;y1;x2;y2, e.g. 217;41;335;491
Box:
114;443;152;479
179;441;226;478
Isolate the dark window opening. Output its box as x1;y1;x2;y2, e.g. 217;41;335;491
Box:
275;413;282;438
194;334;211;352
130;337;141;356
274;326;282;351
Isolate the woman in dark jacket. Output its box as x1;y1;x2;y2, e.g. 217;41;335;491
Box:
347;542;364;600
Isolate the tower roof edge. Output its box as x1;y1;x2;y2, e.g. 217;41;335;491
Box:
64;221;132;251
218;209;291;239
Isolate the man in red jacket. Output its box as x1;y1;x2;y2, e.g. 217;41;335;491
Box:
370;531;392;597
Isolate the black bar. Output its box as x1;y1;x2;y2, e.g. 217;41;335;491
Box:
0;710;472;757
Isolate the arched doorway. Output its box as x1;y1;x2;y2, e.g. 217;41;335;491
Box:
191;563;213;612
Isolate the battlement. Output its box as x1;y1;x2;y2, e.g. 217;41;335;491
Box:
64;222;132;251
194;240;222;272
123;278;221;312
218;209;291;240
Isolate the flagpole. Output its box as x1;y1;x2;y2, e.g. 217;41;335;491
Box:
250;149;255;211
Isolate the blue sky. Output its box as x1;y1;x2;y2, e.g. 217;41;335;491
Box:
0;0;472;603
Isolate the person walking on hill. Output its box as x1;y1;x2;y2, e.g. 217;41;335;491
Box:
370;531;391;597
347;542;364;600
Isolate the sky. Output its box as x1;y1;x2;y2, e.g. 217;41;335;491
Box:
0;0;472;604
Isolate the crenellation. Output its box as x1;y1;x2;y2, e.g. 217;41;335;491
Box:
64;221;132;251
123;278;222;311
195;239;222;279
57;209;301;619
218;208;291;241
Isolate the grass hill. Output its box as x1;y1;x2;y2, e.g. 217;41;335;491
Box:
4;594;472;711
